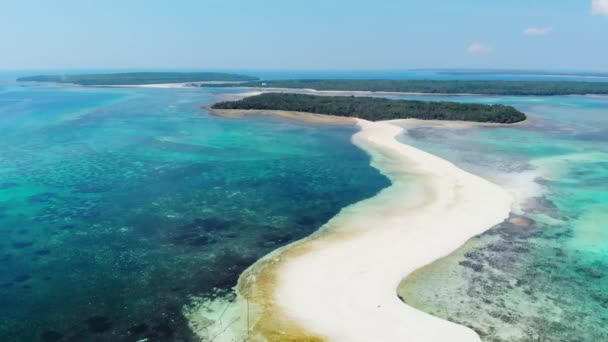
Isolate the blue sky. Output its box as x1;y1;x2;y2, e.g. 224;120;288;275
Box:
1;0;607;70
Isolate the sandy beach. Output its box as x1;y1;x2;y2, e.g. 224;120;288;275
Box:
188;114;514;341
208;108;356;125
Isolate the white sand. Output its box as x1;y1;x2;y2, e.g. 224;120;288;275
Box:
186;117;514;341
248;87;481;97
236;119;513;341
93;83;191;88
90;81;249;88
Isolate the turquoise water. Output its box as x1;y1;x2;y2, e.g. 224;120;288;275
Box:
0;83;389;341
397;94;608;341
2;76;607;342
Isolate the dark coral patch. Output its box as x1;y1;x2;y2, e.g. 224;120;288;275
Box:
169;217;233;247
190;217;231;231
40;330;63;342
128;322;149;334
0;182;18;190
14;274;31;282
86;315;112;333
28;192;58;203
459;260;484;272
12;241;33;249
151;320;175;338
296;215;316;225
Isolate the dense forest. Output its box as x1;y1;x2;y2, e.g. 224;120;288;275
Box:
17;72;258;85
212;93;526;123
437;70;608;78
201;79;608;95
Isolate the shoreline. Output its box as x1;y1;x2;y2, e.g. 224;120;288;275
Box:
189;113;514;341
208;108;356;125
208;108;531;127
32;82;608;97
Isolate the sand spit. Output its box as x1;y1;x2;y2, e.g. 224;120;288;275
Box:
243;87;482;97
189;117;513;341
90;81;249;88
208;108;356;125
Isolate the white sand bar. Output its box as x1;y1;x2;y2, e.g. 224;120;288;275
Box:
194;118;514;341
235;119;513;341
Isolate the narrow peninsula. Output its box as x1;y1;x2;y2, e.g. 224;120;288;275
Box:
17;72;258;85
212;93;526;123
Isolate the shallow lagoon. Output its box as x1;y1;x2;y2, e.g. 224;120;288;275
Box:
397;94;608;341
0;84;389;341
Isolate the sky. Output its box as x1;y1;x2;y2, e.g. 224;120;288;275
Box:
1;0;607;71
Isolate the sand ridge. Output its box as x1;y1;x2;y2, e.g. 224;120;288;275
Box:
191;118;513;341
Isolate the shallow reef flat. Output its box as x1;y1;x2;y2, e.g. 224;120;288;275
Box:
397;95;608;341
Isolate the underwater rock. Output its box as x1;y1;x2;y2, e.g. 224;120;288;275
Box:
128;322;149;335
523;196;561;218
14;274;31;282
296;215;316;226
40;330;63;342
459;260;484;272
12;241;34;249
86;315;112;333
576;267;603;279
27;192;58;203
151;321;175;338
169;217;235;246
0;182;18;189
508;215;533;227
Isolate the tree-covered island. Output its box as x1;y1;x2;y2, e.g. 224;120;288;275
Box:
200;79;608;96
17;72;258;85
212;93;526;123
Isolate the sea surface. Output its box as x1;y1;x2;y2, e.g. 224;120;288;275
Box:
1;71;607;342
0;82;389;341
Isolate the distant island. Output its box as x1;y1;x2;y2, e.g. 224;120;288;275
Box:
212;93;526;123
200;79;608;95
437;70;608;78
17;72;258;85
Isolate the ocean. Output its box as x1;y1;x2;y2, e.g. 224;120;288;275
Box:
1;71;607;341
0;82;388;341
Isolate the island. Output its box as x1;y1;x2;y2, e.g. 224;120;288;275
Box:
211;93;526;123
200;79;608;95
17;72;258;85
436;69;608;78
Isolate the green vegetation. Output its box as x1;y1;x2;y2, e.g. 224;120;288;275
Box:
437;70;608;78
201;79;608;95
212;93;526;123
17;72;258;85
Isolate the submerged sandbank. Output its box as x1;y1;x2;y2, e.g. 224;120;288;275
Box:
188;115;513;341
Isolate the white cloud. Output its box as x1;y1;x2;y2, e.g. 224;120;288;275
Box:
467;42;492;55
592;0;608;15
524;27;553;36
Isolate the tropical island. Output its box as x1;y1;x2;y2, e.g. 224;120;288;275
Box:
212;93;526;123
436;69;608;78
201;79;608;95
17;72;258;85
